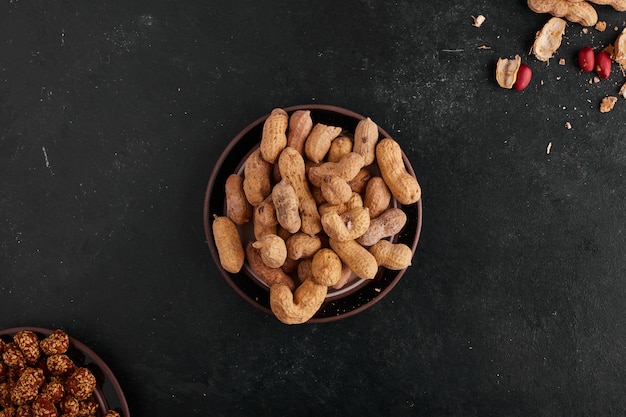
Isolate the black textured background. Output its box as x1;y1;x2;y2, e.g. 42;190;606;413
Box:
2;0;626;416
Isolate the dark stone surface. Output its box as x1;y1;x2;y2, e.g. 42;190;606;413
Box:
2;0;626;415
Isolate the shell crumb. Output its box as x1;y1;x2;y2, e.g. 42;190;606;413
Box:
600;96;618;113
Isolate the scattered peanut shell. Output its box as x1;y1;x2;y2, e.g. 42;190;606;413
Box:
496;55;522;89
531;17;567;62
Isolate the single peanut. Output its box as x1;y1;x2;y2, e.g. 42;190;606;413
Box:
369;240;413;270
527;0;597;26
321;207;370;242
252;234;287;268
270;278;327;324
331;265;353;290
243;148;272;206
353;117;379;166
308;152;365;188
364;176;391;219
286;110;313;155
225;174;252;225
595;50;612;79
246;242;295;290
253;196;278;239
278;147;322;236
260;108;288;163
304;123;343;163
513;64;532;91
327;136;353;162
212;215;245;273
272;179;301;234
329;238;379;279
347;168;371;194
297;258;314;283
311;248;343;286
320;175;352;205
376;138;421;205
318;192;363;216
357;207;407;247
286;232;322;260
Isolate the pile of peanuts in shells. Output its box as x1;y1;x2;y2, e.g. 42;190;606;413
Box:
493;0;626;113
212;107;421;324
0;329;120;417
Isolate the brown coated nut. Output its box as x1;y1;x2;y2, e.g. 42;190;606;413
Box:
10;367;45;405
329;238;379;279
60;395;80;416
320;175;352;205
46;354;75;376
308;152;365;188
225;174;252;225
376;138;421;205
260;108;288;163
286;232;322;260
2;343;26;369
286;110;313;155
364;177;392;219
270;279;328;325
212;215;245;274
242;149;273;206
39;330;69;356
311;248;343;286
357;207;407;247
304;123;342;163
0;381;12;408
353;117;379;166
271;179;301;234
246;242;296;291
327;136;353;162
531;17;567;62
78;400;98;416
252;234;287;268
14;331;41;365
321;207;370;242
31;395;58;417
369;240;413;270
278;147;322;236
64;368;96;401
40;381;64;403
16;405;32;417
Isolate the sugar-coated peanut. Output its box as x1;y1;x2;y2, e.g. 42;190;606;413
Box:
329;238;379;279
327;136;353;162
318;192;363;216
353;117;379;166
212;215;245;273
304;123;342;163
308;152;364;188
320;175;352;205
311;248;343;286
243;148;273;206
364;176;391;219
376;138;421;205
278;147;322;236
321;207;370;242
225;174;252;225
286;110;313;155
270;278;328;324
252;234;287;268
246;242;296;290
272;179;301;234
253;196;277;240
260;108;288;163
286;232;322;260
357;207;407;247
369;240;413;270
347;168;371;194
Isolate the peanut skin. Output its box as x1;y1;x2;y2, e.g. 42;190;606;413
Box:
353;117;379;166
270;278;327;324
243;148;273;206
260;108;288;163
376;138;421;205
329;238;379;279
272;179;301;234
246;242;295;290
369;240;413;270
357;207;407;247
225;174;252;225
212;215;245;273
286;110;313;155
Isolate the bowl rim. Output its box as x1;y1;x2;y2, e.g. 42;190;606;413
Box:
203;104;422;323
0;326;130;417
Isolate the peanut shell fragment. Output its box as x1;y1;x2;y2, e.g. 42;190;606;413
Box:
531;17;567;62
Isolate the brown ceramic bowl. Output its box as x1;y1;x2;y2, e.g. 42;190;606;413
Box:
0;327;130;417
203;104;422;323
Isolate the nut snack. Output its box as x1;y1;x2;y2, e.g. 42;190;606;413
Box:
0;329;122;417
206;105;423;324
